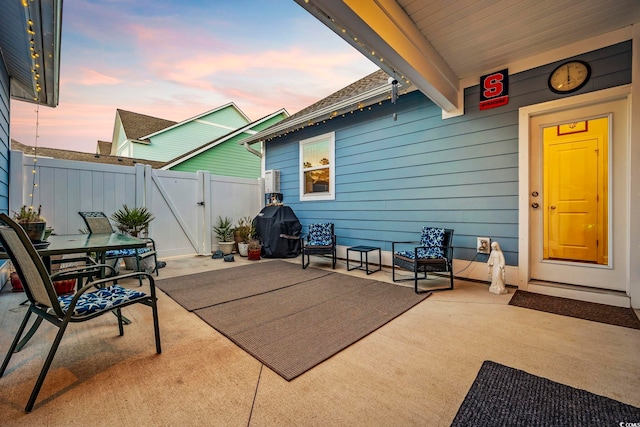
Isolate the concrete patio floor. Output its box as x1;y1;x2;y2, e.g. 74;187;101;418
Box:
0;254;638;426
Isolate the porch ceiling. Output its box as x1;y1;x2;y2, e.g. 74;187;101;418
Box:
295;0;640;113
0;0;62;107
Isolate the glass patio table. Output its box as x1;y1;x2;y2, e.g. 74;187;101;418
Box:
1;233;148;352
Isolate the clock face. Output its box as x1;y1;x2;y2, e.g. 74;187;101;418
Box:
548;60;591;94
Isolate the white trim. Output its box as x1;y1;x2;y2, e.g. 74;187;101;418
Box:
518;85;632;299
141;102;251;139
161;109;288;170
299;132;335;201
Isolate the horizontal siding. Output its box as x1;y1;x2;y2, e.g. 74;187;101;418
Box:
265;41;632;266
134;106;251;162
169;113;287;177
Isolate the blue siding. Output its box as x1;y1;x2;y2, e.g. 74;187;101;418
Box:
265;41;632;266
0;57;9;214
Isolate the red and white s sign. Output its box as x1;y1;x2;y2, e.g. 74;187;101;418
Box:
480;69;509;110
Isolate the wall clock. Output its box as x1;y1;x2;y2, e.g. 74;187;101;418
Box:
548;60;591;94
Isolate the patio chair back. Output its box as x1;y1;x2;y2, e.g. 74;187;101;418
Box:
0;214;63;316
79;211;114;234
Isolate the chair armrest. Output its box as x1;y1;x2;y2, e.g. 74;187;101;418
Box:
51;263;116;281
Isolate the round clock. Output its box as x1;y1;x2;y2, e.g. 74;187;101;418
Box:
548;60;591;94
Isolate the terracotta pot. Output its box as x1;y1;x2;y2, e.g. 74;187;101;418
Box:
10;272;23;292
247;247;261;261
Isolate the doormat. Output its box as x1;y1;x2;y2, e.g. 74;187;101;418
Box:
508;290;640;329
451;360;640;427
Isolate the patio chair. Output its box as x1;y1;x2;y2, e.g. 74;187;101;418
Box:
79;211;159;277
392;227;454;293
300;223;336;269
0;213;161;412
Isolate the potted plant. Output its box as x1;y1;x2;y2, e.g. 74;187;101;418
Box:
111;205;154;237
247;238;262;261
110;205;155;270
213;216;235;255
13;205;46;241
234;216;255;257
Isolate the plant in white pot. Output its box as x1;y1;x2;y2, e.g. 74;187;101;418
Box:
110;205;155;270
234;216;255;257
213;216;235;255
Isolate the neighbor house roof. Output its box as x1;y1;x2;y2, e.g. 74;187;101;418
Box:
117;109;177;141
11;140;166;169
241;69;407;145
97;140;112;155
162;108;289;169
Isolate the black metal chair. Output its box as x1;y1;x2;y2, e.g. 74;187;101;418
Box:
300;223;336;269
392;227;454;293
79;211;159;277
0;213;161;413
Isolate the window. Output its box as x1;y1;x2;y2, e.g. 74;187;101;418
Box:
300;132;335;201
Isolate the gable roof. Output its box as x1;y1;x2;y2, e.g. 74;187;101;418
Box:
142;102;251;140
162;108;289;170
241;69;404;145
11;140;166;169
117;109;177;141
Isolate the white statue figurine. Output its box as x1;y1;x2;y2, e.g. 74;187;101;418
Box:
487;241;508;294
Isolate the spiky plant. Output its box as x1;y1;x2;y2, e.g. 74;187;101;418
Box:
110;205;154;237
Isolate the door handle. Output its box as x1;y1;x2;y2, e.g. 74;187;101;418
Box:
550;205;556;210
531;203;539;208
197;201;205;206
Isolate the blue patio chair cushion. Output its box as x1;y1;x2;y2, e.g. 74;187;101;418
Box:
395;227;445;260
105;247;152;258
308;223;333;246
58;285;147;316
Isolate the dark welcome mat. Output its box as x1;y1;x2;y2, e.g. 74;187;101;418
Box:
451;361;640;427
509;290;640;329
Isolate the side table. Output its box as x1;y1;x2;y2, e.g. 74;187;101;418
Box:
347;245;382;275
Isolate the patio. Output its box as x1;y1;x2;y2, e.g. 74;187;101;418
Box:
0;254;638;425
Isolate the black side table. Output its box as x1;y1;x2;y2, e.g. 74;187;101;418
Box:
347;245;382;275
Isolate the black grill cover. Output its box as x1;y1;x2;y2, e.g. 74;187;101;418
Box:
254;205;301;258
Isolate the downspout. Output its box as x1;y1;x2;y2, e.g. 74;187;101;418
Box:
243;141;263;158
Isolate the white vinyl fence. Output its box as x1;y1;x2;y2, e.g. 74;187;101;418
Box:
9;150;264;258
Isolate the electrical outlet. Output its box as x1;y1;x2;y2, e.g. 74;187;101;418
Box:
477;237;491;254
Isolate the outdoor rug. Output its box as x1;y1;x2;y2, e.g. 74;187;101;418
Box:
509;290;640;329
158;260;429;380
451;360;640;427
155;260;332;311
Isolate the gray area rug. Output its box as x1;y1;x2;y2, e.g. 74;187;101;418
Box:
155;260;332;311
157;260;429;380
451;360;640;427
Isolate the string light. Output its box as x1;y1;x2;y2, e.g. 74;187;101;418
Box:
262;92;408;143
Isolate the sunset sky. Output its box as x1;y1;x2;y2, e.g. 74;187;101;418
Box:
10;0;378;153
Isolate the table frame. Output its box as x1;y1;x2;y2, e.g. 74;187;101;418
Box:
347;245;382;275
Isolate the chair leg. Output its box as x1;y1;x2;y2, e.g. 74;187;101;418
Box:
0;309;34;377
25;319;70;412
302;251;309;269
151;299;162;354
332;250;336;269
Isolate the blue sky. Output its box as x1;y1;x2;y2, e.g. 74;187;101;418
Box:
10;0;378;153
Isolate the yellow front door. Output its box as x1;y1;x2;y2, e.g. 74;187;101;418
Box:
542;118;608;264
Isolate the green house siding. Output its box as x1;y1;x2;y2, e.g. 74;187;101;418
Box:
128;105;251;162
169;112;288;178
171;139;261;178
